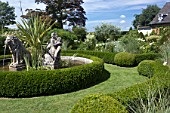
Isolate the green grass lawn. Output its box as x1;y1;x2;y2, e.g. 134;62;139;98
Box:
0;64;148;113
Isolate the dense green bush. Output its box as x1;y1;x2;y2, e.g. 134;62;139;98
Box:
114;52;136;67
71;94;128;113
135;53;161;65
137;60;156;78
0;54;107;97
108;63;170;112
62;50;116;64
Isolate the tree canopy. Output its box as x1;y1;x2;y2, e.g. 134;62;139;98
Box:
35;0;87;29
133;5;160;29
0;1;16;28
94;23;121;42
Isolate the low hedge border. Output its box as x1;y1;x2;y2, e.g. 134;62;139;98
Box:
71;60;170;113
62;50;117;64
0;54;106;98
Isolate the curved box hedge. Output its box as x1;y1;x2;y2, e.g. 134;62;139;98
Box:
62;50;117;64
0;54;105;98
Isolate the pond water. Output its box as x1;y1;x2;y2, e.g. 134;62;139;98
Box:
0;60;85;72
0;63;9;71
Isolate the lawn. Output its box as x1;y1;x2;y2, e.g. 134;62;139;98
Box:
0;64;148;113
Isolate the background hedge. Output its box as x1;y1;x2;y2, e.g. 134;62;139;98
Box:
71;94;128;113
62;50;116;64
0;54;107;98
135;53;161;65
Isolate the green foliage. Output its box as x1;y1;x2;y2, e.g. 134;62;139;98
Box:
16;16;54;69
94;23;121;42
0;1;16;28
72;26;87;41
0;36;6;55
35;0;87;28
0;54;105;97
118;30;145;53
48;28;77;50
71;94;128;113
137;60;158;78
137;60;168;78
62;50;116;64
133;5;160;29
135;53;161;65
78;33;96;50
108;68;170;112
0;54;11;59
159;27;170;45
114;52;136;67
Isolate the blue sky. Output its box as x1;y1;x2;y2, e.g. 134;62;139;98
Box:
1;0;170;31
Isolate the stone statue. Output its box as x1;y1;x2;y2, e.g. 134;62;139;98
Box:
5;35;31;70
44;32;62;69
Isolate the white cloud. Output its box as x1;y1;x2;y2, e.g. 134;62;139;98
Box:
120;20;126;24
83;0;166;12
120;15;126;18
87;19;119;24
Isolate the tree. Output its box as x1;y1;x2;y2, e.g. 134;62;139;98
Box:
0;1;16;29
72;26;86;41
94;23;121;42
21;8;53;26
35;0;87;29
133;5;160;29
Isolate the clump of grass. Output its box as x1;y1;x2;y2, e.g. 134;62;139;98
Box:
129;85;170;113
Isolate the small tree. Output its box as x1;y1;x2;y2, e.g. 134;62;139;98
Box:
94;23;121;42
0;1;16;30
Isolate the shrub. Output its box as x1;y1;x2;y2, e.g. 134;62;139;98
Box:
114;52;136;67
135;53;161;65
137;60;168;78
70;94;128;113
137;60;157;78
108;64;170;113
62;50;116;64
0;36;10;55
0;54;106;97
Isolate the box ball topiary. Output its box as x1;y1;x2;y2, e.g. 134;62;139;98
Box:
70;94;128;113
137;60;158;78
114;52;136;67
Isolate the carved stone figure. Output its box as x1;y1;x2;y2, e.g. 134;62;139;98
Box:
5;35;31;70
44;32;62;69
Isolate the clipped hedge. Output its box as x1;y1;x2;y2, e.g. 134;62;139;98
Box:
114;52;136;67
108;63;170;112
135;53;161;65
0;54;106;98
71;94;128;113
138;60;157;78
62;50;116;64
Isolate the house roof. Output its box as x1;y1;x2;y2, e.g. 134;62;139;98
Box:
150;2;170;26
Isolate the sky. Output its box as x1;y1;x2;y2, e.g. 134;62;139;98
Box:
1;0;170;31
